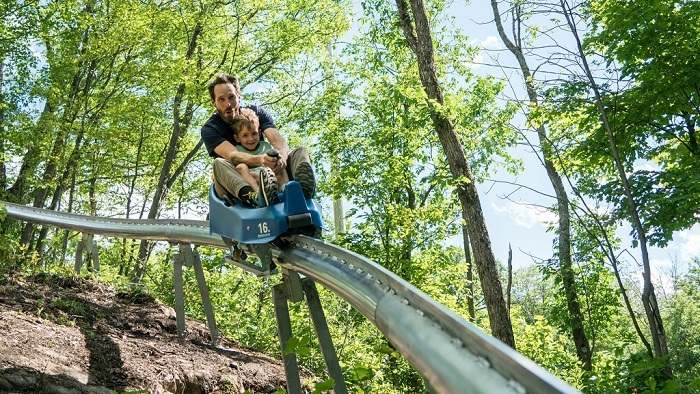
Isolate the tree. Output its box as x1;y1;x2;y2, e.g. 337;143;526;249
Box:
393;0;515;347
490;0;592;369
556;0;671;371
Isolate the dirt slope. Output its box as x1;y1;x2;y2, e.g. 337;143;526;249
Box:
0;273;288;393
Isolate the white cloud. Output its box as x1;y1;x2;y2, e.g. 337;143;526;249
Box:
469;36;503;49
480;35;502;50
491;201;557;229
677;228;700;258
467;36;503;70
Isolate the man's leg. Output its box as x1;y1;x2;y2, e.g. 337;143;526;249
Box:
287;147;316;199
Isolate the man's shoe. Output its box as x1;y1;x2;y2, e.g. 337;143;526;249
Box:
259;167;279;206
238;186;260;208
294;161;316;199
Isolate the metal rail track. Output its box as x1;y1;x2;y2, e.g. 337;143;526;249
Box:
2;202;579;394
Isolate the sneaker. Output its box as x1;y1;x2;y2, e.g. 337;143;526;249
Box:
238;186;260;208
294;161;316;199
259;167;279;206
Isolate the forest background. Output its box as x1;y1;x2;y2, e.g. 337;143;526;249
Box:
1;0;699;392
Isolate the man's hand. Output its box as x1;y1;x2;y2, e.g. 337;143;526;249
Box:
274;154;287;173
261;154;278;168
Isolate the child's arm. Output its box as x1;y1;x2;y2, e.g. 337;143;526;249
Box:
214;140;277;167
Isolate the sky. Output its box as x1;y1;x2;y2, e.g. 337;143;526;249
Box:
337;0;700;285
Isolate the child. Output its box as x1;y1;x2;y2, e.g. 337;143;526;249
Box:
230;117;280;207
237;108;290;184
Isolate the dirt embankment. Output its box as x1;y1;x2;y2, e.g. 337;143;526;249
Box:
0;273;288;393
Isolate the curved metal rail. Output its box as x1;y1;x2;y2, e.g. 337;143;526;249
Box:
4;202;225;247
2;202;578;394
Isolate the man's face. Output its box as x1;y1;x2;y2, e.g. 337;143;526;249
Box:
234;126;260;151
212;83;240;123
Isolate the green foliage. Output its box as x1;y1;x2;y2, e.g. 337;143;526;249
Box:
666;260;700;384
513;314;584;387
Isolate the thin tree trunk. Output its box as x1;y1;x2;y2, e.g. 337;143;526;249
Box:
333;198;345;235
20;126;70;246
5;99;53;206
120;128;145;276
556;153;655;357
490;0;592;368
560;0;670;372
0;61;6;193
59;171;78;264
574;206;654;356
34;128;86;258
395;0;514;347
506;243;512;313
20;36;92;246
462;226;476;322
132;23;203;283
682;112;698;155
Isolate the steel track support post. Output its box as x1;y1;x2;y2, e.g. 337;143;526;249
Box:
273;283;302;394
187;245;219;346
74;234;85;273
302;278;347;394
283;269;304;303
89;235;99;273
173;247;187;337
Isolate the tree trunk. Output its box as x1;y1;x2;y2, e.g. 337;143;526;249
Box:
395;0;514;347
5;100;53;206
120;128;146;276
20;30;93;246
59;171;78;264
506;243;512;313
0;61;6;193
566;169;655;356
559;0;670;374
34;127;87;258
490;0;591;368
131;23;203;283
20;126;70;246
461;226;476;322
682;112;698;155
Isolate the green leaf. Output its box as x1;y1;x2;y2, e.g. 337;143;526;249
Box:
311;378;335;393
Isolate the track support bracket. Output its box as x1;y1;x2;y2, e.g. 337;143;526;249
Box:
273;275;347;394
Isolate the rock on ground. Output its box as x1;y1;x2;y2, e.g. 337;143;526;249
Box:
0;273;288;393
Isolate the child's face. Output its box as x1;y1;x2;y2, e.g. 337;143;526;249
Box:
234;126;260;151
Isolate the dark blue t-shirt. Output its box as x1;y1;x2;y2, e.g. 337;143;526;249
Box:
200;105;276;158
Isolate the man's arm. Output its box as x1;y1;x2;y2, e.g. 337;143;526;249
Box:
264;127;290;171
214;140;276;167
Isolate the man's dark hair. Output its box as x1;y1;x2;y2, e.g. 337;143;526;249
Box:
230;117;256;137
208;73;241;101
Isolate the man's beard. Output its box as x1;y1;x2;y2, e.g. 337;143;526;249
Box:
217;108;236;124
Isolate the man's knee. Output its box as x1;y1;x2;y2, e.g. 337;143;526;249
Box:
289;146;310;161
213;157;230;170
235;163;249;172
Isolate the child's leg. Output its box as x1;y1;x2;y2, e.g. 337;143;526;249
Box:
235;163;259;192
256;166;279;205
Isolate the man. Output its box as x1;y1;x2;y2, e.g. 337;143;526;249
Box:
201;73;316;206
